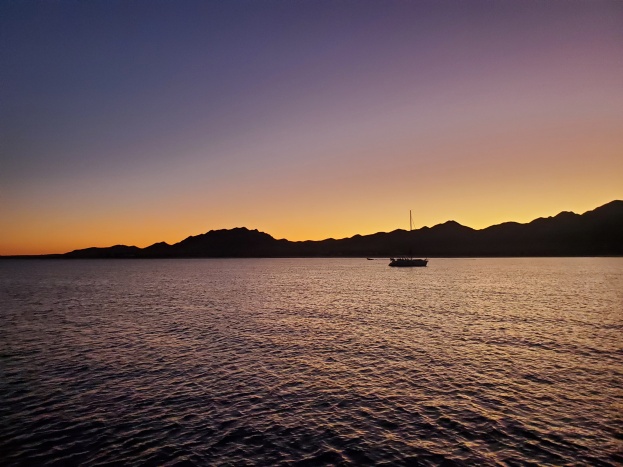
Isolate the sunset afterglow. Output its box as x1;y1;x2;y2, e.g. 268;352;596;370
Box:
1;1;622;255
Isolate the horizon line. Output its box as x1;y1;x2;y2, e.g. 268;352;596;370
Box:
2;199;620;257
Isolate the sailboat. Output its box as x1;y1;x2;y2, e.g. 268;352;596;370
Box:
389;210;428;267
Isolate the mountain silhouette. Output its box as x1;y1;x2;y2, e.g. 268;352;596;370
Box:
9;200;623;259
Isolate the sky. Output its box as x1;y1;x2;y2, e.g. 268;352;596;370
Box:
1;0;622;255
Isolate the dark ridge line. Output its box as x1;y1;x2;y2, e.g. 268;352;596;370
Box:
2;200;622;259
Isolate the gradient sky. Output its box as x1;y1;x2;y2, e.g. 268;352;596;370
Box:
1;1;622;255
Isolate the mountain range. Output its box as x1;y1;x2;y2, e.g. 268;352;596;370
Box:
9;200;623;258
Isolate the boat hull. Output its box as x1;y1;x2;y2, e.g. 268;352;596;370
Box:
389;258;428;267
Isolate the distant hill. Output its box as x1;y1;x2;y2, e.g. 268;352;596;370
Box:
11;200;623;258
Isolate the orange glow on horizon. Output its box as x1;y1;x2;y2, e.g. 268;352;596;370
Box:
2;2;621;256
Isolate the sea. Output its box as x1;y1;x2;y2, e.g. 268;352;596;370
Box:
1;258;622;466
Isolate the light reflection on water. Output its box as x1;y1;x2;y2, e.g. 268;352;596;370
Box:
1;258;622;465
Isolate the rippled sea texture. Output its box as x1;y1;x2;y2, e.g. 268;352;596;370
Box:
1;258;622;466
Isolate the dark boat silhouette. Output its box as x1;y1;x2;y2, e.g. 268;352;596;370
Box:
389;210;428;267
389;257;428;267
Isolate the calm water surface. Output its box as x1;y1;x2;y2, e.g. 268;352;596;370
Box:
1;258;622;466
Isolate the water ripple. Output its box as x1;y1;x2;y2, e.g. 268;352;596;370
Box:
1;258;622;465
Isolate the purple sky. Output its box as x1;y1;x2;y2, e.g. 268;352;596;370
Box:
1;1;622;254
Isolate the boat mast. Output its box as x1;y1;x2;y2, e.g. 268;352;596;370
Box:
409;210;413;259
